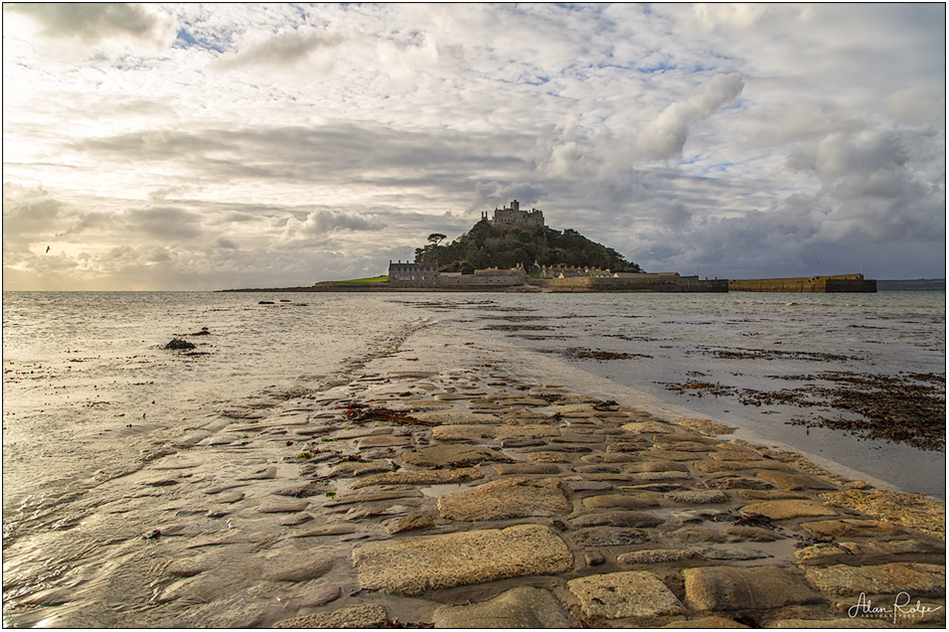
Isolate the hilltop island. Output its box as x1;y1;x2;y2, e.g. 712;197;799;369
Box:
223;201;874;293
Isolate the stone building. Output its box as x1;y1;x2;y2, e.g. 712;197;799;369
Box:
481;200;545;229
388;261;438;287
539;266;615;279
436;265;528;287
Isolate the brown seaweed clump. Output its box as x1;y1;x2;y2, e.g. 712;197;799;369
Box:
663;371;945;452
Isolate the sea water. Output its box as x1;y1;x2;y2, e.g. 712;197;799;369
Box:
4;291;944;507
423;291;946;498
1;290;945;624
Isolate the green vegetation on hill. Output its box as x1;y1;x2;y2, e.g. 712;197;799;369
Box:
414;218;643;274
342;275;389;283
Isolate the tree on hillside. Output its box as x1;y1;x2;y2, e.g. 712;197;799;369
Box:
414;217;643;273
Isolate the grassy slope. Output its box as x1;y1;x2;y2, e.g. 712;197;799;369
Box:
340;275;388;283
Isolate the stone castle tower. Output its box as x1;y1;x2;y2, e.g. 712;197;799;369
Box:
481;200;545;228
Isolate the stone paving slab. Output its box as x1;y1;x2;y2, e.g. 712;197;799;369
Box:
799;518;906;539
383;513;434;535
696;460;794;473
357;435;410;448
324;489;423;507
618;548;698;564
272;604;389;628
804;562;946;597
431;586;577;628
819;490;946;539
764;618;888;628
327;460;392;477
570;526;652;547
871;538;944;555
431;424;496;441
739;500;839;520
756;471;835;491
525;451;573;462
350;466;483;489
437;476;571;521
496;425;562;440
568;570;685;619
738;489;811;500
683;566;825;611
628;470;693;482
794;542;861;561
662;616;750;628
622;421;679;434
492;463;560;475
627;461;689;472
664;490;730;504
411;411;499;424
582;493;660;509
351;524;574;595
256;500;309;513
569;511;664;529
400;444;507;467
674;418;737;437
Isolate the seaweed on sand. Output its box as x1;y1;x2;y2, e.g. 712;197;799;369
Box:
662;371;945;452
341;403;436;426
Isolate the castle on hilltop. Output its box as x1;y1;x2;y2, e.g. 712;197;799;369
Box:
481;200;545;228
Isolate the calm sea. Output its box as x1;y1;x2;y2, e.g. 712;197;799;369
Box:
2;290;944;626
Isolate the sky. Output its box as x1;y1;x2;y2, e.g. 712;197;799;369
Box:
3;3;946;290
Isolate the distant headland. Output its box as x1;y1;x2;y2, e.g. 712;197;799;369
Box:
223;201;877;294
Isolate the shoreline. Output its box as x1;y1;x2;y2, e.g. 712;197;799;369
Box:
4;334;944;628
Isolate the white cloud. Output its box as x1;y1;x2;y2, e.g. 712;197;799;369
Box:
2;3;944;289
885;87;946;127
634;73;744;161
753;100;866;146
5;3;169;43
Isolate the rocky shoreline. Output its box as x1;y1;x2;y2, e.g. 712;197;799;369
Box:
7;351;945;628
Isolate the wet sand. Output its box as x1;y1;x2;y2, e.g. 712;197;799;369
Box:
3;336;945;628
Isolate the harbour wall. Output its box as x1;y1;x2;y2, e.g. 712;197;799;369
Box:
528;276;729;293
225;274;876;294
729;274;876;293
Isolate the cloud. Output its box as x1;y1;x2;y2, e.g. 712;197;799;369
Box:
125;206;204;240
633;73;744;161
471;182;548;211
5;3;161;41
277;209;387;245
2;4;944;289
215;30;345;72
885;87;946;127
2;183;64;236
753;100;866;146
147;185;201;202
